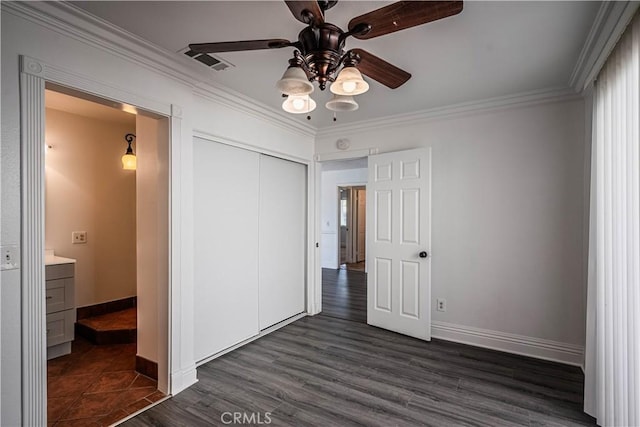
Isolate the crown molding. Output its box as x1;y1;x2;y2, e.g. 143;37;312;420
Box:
569;1;640;92
316;87;581;139
2;1;206;86
193;84;316;139
2;1;315;138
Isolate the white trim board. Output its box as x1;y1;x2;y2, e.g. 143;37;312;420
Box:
432;321;585;367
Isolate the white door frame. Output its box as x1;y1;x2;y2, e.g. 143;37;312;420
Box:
19;55;179;425
337;185;367;266
313;149;376;314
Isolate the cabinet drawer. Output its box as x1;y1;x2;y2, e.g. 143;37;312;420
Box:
45;278;74;314
45;263;74;280
46;310;75;347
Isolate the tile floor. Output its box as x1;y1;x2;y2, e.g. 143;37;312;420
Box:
47;336;164;426
77;308;137;331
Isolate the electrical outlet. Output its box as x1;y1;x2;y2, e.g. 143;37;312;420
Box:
436;298;447;312
72;231;87;244
0;245;20;270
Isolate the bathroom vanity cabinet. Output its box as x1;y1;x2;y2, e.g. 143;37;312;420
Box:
45;255;76;359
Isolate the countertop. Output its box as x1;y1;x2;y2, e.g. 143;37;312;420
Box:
45;250;76;266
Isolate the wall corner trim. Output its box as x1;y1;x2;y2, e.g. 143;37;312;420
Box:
432;321;585;367
569;1;640;92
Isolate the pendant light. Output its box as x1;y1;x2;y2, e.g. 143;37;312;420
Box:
121;133;137;170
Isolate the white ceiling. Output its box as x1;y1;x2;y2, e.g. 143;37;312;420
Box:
71;1;600;128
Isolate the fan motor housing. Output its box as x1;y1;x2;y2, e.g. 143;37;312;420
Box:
298;23;345;89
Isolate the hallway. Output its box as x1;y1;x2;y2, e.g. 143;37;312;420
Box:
321;268;366;323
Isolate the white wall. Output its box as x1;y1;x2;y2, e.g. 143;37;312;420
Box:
0;4;314;424
320;167;368;269
316;98;587;351
45;108;137;307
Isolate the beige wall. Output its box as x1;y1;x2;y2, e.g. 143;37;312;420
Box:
45;108;137;307
136;114;169;392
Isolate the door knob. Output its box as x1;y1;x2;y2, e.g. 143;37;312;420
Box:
419;251;428;258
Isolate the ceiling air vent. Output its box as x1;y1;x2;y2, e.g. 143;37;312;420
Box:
180;48;233;71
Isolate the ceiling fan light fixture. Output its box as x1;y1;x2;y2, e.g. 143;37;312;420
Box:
330;66;369;96
276;66;314;95
282;94;316;114
326;95;359;112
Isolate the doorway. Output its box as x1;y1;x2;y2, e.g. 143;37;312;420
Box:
43;85;169;425
339;186;366;272
319;158;368;323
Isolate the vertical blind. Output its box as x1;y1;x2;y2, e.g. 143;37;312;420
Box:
585;12;640;427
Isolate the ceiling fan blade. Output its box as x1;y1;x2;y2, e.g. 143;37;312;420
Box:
351;49;411;89
284;1;324;26
348;1;463;40
189;39;293;54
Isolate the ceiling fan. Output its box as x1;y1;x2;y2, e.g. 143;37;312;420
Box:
189;1;463;116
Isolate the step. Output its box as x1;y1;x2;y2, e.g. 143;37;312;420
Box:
75;307;137;345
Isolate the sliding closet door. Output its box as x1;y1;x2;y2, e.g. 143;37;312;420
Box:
193;138;260;361
259;155;306;329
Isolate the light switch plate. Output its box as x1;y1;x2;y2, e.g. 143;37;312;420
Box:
1;245;20;270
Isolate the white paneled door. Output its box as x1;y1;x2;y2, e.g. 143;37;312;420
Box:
367;148;431;340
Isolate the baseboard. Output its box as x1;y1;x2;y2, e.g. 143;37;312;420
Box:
431;321;584;367
136;355;158;380
76;296;136;320
170;365;198;395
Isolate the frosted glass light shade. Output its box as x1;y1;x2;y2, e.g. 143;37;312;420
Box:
122;153;137;170
276;66;314;95
282;95;316;114
326;95;359;112
330;67;369;95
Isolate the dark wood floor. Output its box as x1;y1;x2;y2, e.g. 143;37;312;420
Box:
123;313;594;427
321;268;367;323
